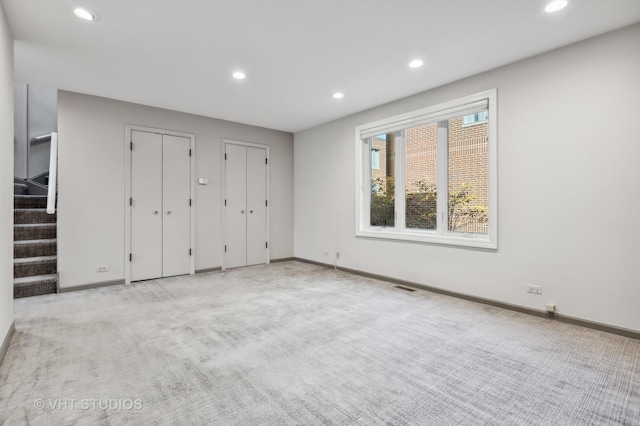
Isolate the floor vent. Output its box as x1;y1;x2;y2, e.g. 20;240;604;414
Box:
394;285;417;292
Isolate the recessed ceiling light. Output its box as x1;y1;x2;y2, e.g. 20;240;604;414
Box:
232;71;246;80
545;0;568;13
409;59;424;68
332;92;344;99
72;7;97;21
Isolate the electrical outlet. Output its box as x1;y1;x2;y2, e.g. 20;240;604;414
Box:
335;252;340;260
323;251;329;256
96;265;108;272
527;284;542;295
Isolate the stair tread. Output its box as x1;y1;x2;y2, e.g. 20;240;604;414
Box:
14;223;56;227
14;208;53;212
14;196;49;209
14;274;57;284
14;239;57;246
14;255;57;264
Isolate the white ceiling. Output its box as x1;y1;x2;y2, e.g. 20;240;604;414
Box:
2;0;640;133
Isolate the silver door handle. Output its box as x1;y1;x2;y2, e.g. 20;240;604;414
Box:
167;211;171;215
241;210;245;214
153;211;158;215
250;210;254;214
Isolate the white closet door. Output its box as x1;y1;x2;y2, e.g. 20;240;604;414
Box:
225;144;248;269
162;135;191;277
246;147;267;266
131;130;163;281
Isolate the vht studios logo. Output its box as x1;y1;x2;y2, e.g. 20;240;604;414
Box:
34;399;143;410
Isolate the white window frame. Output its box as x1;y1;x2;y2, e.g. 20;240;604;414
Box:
355;89;497;249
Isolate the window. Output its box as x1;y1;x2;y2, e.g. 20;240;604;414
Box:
371;149;380;170
462;111;488;126
356;89;497;249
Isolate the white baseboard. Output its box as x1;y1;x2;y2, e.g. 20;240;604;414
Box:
0;321;15;366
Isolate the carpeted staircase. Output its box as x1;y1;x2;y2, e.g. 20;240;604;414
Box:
13;183;57;298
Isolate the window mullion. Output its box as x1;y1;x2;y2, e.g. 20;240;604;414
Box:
395;134;406;230
363;139;371;228
436;121;449;234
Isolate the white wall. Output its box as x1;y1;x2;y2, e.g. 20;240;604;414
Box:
27;85;57;178
294;24;640;332
0;3;14;348
13;82;26;179
13;84;58;179
57;92;293;289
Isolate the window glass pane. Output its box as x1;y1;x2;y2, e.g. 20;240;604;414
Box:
405;123;438;230
371;149;380;169
370;134;396;227
448;114;488;234
463;112;488;126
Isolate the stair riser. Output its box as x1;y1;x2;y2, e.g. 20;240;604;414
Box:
14;226;57;241
14;279;57;298
13;194;58;299
14;210;57;224
14;196;48;209
14;260;57;278
14;242;57;259
14;184;27;195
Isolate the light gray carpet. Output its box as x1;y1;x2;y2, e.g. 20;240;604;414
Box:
0;261;638;425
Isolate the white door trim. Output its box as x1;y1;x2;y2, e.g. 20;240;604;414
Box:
125;124;196;284
221;139;270;270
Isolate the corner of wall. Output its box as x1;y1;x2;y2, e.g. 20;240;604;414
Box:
0;0;15;357
0;321;15;366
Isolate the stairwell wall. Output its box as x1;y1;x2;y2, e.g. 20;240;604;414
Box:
0;3;15;359
57;92;293;289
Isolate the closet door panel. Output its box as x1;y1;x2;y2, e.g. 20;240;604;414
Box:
131;130;163;281
162;134;191;277
225;144;248;268
246;147;267;266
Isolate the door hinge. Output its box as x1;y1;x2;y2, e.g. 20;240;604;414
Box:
224;199;227;206
265;158;268;165
225;153;227;160
130;142;133;151
189;149;192;157
129;253;132;262
224;245;227;253
189;248;192;256
265;200;268;207
129;197;132;206
189;198;192;206
265;242;268;249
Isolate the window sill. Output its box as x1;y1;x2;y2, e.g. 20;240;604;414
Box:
356;228;497;250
